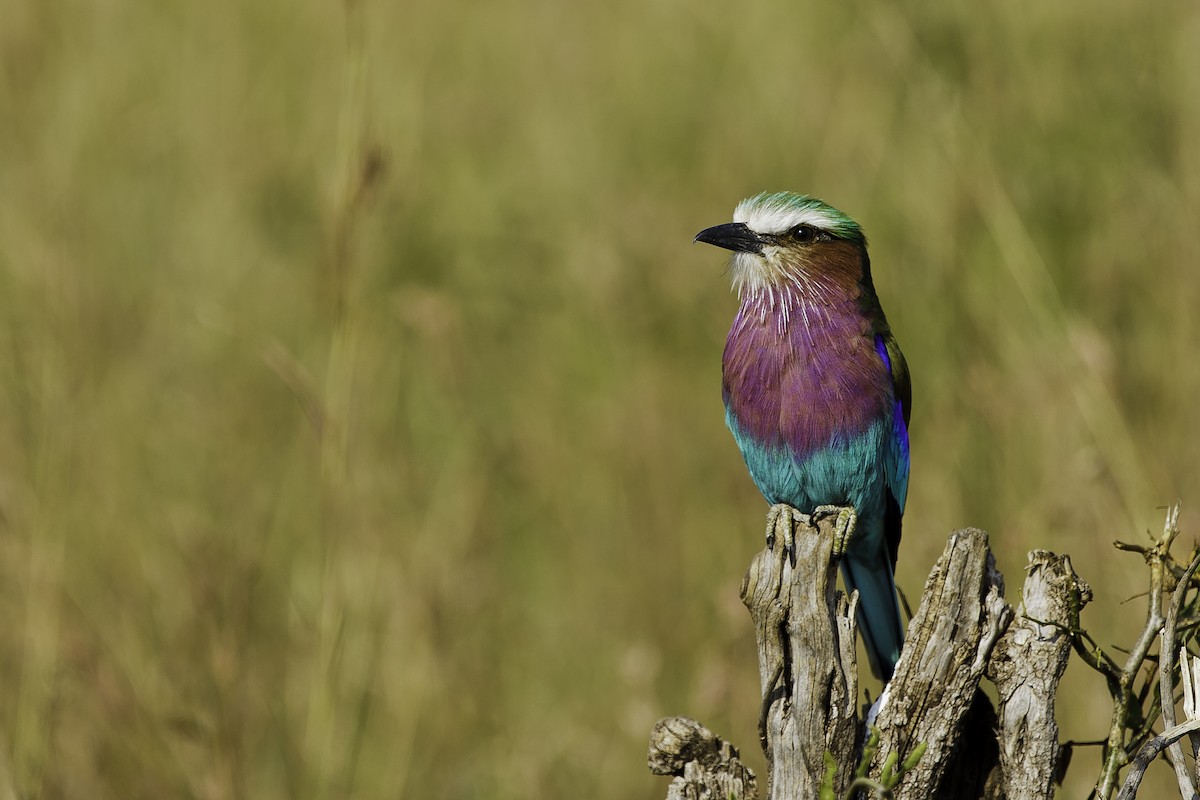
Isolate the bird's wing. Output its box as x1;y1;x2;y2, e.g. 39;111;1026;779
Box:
878;332;911;569
882;332;911;429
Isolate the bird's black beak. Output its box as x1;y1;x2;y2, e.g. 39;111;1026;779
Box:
693;222;766;254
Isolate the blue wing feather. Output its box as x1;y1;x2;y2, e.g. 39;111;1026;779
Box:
875;333;910;568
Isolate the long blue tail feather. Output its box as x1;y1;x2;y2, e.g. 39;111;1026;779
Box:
840;553;905;679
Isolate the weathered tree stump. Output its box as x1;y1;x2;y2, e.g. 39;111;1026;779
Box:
648;716;758;800
869;528;1009;799
988;551;1088;800
741;514;859;798
649;516;1091;799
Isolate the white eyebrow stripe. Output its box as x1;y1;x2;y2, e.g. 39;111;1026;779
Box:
732;201;842;235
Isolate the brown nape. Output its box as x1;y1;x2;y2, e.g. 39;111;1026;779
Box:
802;240;866;286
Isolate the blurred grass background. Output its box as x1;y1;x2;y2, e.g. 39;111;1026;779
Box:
1;0;1198;797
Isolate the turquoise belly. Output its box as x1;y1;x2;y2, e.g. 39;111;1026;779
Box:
726;406;892;549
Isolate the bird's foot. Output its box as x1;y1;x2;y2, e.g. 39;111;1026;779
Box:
812;505;858;556
765;504;806;563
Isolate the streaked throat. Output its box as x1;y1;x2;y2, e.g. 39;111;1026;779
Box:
730;253;844;344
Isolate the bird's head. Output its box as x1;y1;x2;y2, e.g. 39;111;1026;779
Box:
695;192;869;301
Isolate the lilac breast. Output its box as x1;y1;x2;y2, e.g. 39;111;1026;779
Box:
722;295;893;459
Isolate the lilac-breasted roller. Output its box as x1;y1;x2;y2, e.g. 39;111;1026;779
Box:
695;192;910;679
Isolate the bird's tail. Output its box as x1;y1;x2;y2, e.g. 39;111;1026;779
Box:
840;554;905;680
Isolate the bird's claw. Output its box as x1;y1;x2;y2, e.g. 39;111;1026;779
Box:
765;504;859;561
812;505;858;556
765;504;806;565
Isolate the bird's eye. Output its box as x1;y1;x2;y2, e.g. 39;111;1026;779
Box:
790;224;818;243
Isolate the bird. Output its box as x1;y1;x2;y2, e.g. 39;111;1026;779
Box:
694;191;911;680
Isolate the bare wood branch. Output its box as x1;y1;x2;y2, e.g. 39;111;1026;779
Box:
870;528;1012;799
739;515;859;799
1097;507;1180;798
648;716;759;800
1155;503;1200;800
1116;719;1200;800
988;550;1089;800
